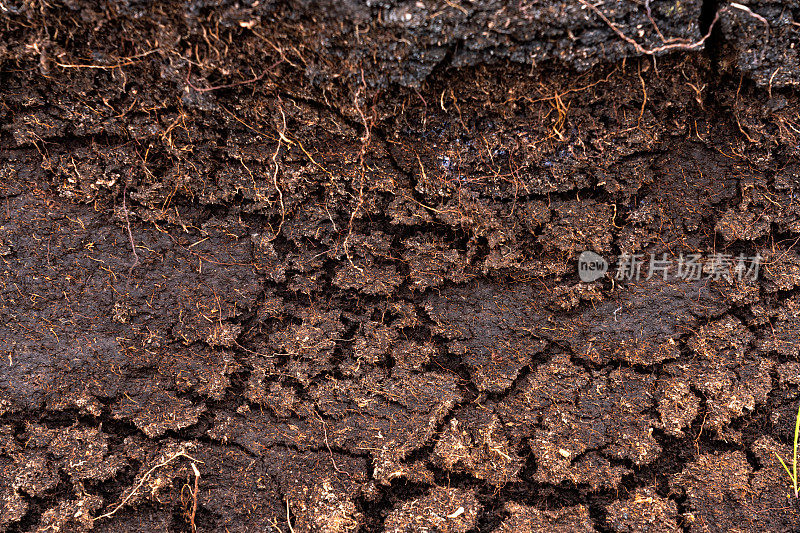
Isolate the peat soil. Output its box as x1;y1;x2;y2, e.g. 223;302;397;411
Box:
1;1;800;531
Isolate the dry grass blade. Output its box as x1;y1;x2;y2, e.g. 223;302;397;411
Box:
774;403;800;497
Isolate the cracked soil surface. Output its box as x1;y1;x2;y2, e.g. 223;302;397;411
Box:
2;0;800;531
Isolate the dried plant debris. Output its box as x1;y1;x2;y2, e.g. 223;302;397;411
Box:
500;502;598;533
384;487;480;533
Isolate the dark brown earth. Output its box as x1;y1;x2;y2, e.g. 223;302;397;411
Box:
1;0;800;531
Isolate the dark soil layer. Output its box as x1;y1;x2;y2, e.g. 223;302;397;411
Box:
1;1;800;531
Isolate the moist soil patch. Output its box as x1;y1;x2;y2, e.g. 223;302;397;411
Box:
2;1;800;531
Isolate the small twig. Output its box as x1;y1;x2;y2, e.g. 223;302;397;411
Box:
54;48;160;70
188;463;201;532
342;70;372;274
769;67;781;98
733;75;759;143
122;184;140;288
268;103;289;240
313;407;344;474
637;65;648;126
342;178;365;275
286;499;296;533
252;33;304;69
185;62;268;93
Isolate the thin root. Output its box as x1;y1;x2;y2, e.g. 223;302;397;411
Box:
94;450;203;522
578;0;720;56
